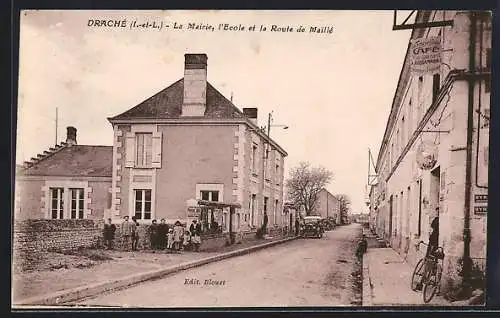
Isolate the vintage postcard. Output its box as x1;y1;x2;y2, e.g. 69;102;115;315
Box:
13;10;491;308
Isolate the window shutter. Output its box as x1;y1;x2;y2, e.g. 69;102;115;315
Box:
152;131;163;168
125;132;135;168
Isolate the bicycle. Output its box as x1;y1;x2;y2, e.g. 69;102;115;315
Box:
410;241;445;303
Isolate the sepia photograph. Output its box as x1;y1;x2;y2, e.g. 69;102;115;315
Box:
12;9;492;308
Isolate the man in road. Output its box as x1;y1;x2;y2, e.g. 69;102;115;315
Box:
103;218;116;250
190;219;202;252
131;216;139;251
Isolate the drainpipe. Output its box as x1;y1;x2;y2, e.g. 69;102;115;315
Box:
462;11;476;290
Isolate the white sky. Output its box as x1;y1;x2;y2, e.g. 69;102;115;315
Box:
16;10;414;214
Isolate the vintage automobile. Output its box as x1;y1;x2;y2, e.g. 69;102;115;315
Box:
300;216;324;238
320;217;336;231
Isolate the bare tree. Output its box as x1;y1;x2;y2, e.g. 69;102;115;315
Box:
336;194;352;224
285;162;334;216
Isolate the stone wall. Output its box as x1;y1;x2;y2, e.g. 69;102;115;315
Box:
13;219;103;271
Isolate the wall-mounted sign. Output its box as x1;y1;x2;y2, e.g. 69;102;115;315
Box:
410;36;443;75
416;140;438;170
474;206;487;214
474;194;488;203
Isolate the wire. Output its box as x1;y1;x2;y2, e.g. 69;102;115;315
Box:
429;84;453;127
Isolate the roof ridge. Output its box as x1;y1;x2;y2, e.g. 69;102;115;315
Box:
109;78;184;120
21;142;69;170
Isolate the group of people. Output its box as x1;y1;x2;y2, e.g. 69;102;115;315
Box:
102;216;203;252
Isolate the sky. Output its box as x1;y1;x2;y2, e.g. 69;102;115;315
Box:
16;10;414;214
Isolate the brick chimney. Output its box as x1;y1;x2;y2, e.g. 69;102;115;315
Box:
182;53;208;117
243;108;258;126
66;126;77;146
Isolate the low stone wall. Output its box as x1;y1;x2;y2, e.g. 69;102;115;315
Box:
13;219;103;271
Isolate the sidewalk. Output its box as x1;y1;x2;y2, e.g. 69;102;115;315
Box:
13;235;295;306
362;230;451;306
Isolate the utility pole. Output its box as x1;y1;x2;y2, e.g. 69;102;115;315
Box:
267;112;272;137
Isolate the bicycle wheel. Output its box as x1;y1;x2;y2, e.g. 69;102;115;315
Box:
411;258;425;291
423;264;439;303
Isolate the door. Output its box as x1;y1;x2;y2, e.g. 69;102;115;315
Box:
388;195;393;243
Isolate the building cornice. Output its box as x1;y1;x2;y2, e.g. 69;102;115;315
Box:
16;175;112;182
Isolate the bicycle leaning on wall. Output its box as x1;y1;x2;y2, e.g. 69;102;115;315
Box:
410;241;445;303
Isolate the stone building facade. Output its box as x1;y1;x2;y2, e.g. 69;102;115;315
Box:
107;54;288;234
313;188;341;223
16;127;112;221
369;11;490;294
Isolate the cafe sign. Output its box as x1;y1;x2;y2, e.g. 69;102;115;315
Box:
410;36;443;75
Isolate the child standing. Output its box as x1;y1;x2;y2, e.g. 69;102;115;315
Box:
167;228;174;251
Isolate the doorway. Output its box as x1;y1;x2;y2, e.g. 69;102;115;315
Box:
388;195;393;243
430;166;441;241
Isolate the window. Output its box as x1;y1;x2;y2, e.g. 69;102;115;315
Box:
136;133;153;167
134;189;152;220
275;164;280;185
401;117;405;148
417;180;422;236
408;98;413;138
251;144;258;174
70;188;85;219
200;190;219;202
264;197;269;215
50;188;64;219
432;73;441;103
418;76;424;121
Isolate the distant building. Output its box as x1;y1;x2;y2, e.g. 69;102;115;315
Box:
313;188;340;223
369;11;490;294
16;127;112;220
107;53;288;234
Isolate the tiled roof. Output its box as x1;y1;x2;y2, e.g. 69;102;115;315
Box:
109;79;245;120
19;145;112;177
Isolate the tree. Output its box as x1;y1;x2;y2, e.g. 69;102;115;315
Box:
336;194;352;225
285;161;334;216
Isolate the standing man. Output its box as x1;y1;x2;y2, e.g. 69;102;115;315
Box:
190;219;202;252
158;219;168;250
103;218;116;250
263;212;269;235
150;219;159;250
121;216;133;251
131;216;139;251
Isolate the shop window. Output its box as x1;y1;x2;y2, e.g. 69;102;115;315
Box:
70;188;85;219
135;133;153;168
50;187;64;219
134;189;152;220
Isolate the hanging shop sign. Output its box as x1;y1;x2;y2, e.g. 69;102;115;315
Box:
416;140;438;170
187;207;201;217
410;36;443;75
